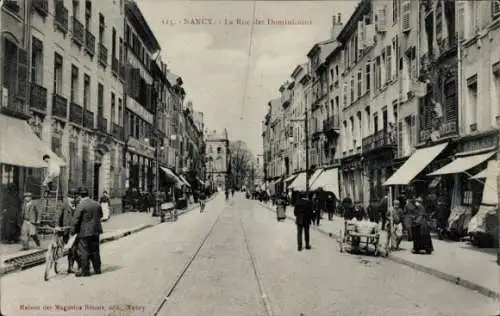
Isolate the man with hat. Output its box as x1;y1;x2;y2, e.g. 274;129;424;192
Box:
20;192;41;250
72;187;103;277
56;188;79;273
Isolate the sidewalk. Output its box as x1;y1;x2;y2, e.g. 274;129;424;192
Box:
0;194;218;275
259;202;500;300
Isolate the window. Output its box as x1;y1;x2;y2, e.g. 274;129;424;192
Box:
69;142;78;189
118;98;123;125
373;113;379;132
72;0;79;19
393;0;399;24
99;13;105;43
98;83;104;119
386;45;392;82
31;37;43;85
365;107;371;134
83;74;90;111
350;75;355;102
392;37;399;78
111;92;116;123
119;38;123;62
493;1;500;18
53;53;63;94
82;146;88;187
382;108;388;131
467;75;478;125
375;56;381;90
112;27;117;59
365;62;371;93
71;65;79;103
357;71;362;97
85;0;91;30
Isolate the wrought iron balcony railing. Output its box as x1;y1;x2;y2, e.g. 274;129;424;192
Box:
69;102;83;125
52;94;68;119
54;3;68;34
83;109;94;129
30;82;48;113
98;43;108;67
85;30;95;57
362;130;396;153
72;17;84;46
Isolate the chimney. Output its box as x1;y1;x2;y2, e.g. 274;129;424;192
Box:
330;13;343;39
337;13;341;24
332;15;336;25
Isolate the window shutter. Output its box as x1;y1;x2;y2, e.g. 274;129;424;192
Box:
357;20;365;54
17;48;28;101
397;121;403;157
402;1;412;32
410;115;417;148
493;0;500;18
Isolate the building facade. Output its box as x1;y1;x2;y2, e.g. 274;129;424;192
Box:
205;129;229;190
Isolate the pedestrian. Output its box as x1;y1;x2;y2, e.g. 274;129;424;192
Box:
294;191;313;251
386;200;404;250
72;187;103;277
99;190;110;221
325;192;336;221
20;192;41;250
56;189;79;273
342;197;355;220
404;196;418;241
312;193;321;226
411;197;434;254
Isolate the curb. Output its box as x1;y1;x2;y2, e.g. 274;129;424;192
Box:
258;202;500;300
0;194;219;276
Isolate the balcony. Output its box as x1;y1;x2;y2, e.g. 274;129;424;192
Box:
83;110;94;129
362;130;396;153
112;123;124;140
97;116;108;133
54;3;68;34
98;43;108;67
119;63;126;81
72;17;84;46
69;102;83;125
52;94;68;119
32;0;49;17
30;83;48;113
85;30;95;57
281;89;292;108
322;116;340;135
111;58;119;75
418;121;458;143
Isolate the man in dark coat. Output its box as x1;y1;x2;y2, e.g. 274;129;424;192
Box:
294;192;313;251
56;189;78;273
72;187;103;277
325;192;336;221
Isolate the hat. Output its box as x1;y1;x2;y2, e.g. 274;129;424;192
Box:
416;197;424;203
77;187;89;197
24;192;32;197
68;188;78;196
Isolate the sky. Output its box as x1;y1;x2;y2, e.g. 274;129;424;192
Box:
137;0;357;156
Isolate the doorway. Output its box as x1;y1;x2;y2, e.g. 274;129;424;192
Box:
93;163;101;199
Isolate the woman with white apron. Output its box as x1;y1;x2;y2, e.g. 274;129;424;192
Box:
100;191;111;221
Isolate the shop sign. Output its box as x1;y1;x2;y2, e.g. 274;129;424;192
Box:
127;138;155;158
461;133;498;153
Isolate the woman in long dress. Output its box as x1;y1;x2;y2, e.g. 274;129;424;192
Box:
100;191;111;221
411;197;434;254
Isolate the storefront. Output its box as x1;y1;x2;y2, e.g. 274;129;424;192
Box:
310;167;340;198
0;114;65;241
428;131;499;239
340;154;363;204
125;138;155;192
363;149;395;203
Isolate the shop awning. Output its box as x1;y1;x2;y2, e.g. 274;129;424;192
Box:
288;172;307;191
179;175;191;187
284;174;297;183
383;142;448;186
428;151;496;176
480;160;498;205
310;169;323;185
160;167;182;186
310;168;339;198
0;114;66;168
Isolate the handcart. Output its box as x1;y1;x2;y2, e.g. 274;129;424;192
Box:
337;219;389;257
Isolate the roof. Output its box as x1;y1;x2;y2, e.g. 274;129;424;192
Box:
337;0;371;43
125;0;161;53
268;98;282;123
319;41;340;65
307;39;335;58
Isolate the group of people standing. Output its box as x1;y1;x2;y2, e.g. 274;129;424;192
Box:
19;187;104;277
289;189;434;255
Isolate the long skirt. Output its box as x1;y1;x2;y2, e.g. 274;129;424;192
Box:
411;224;434;253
